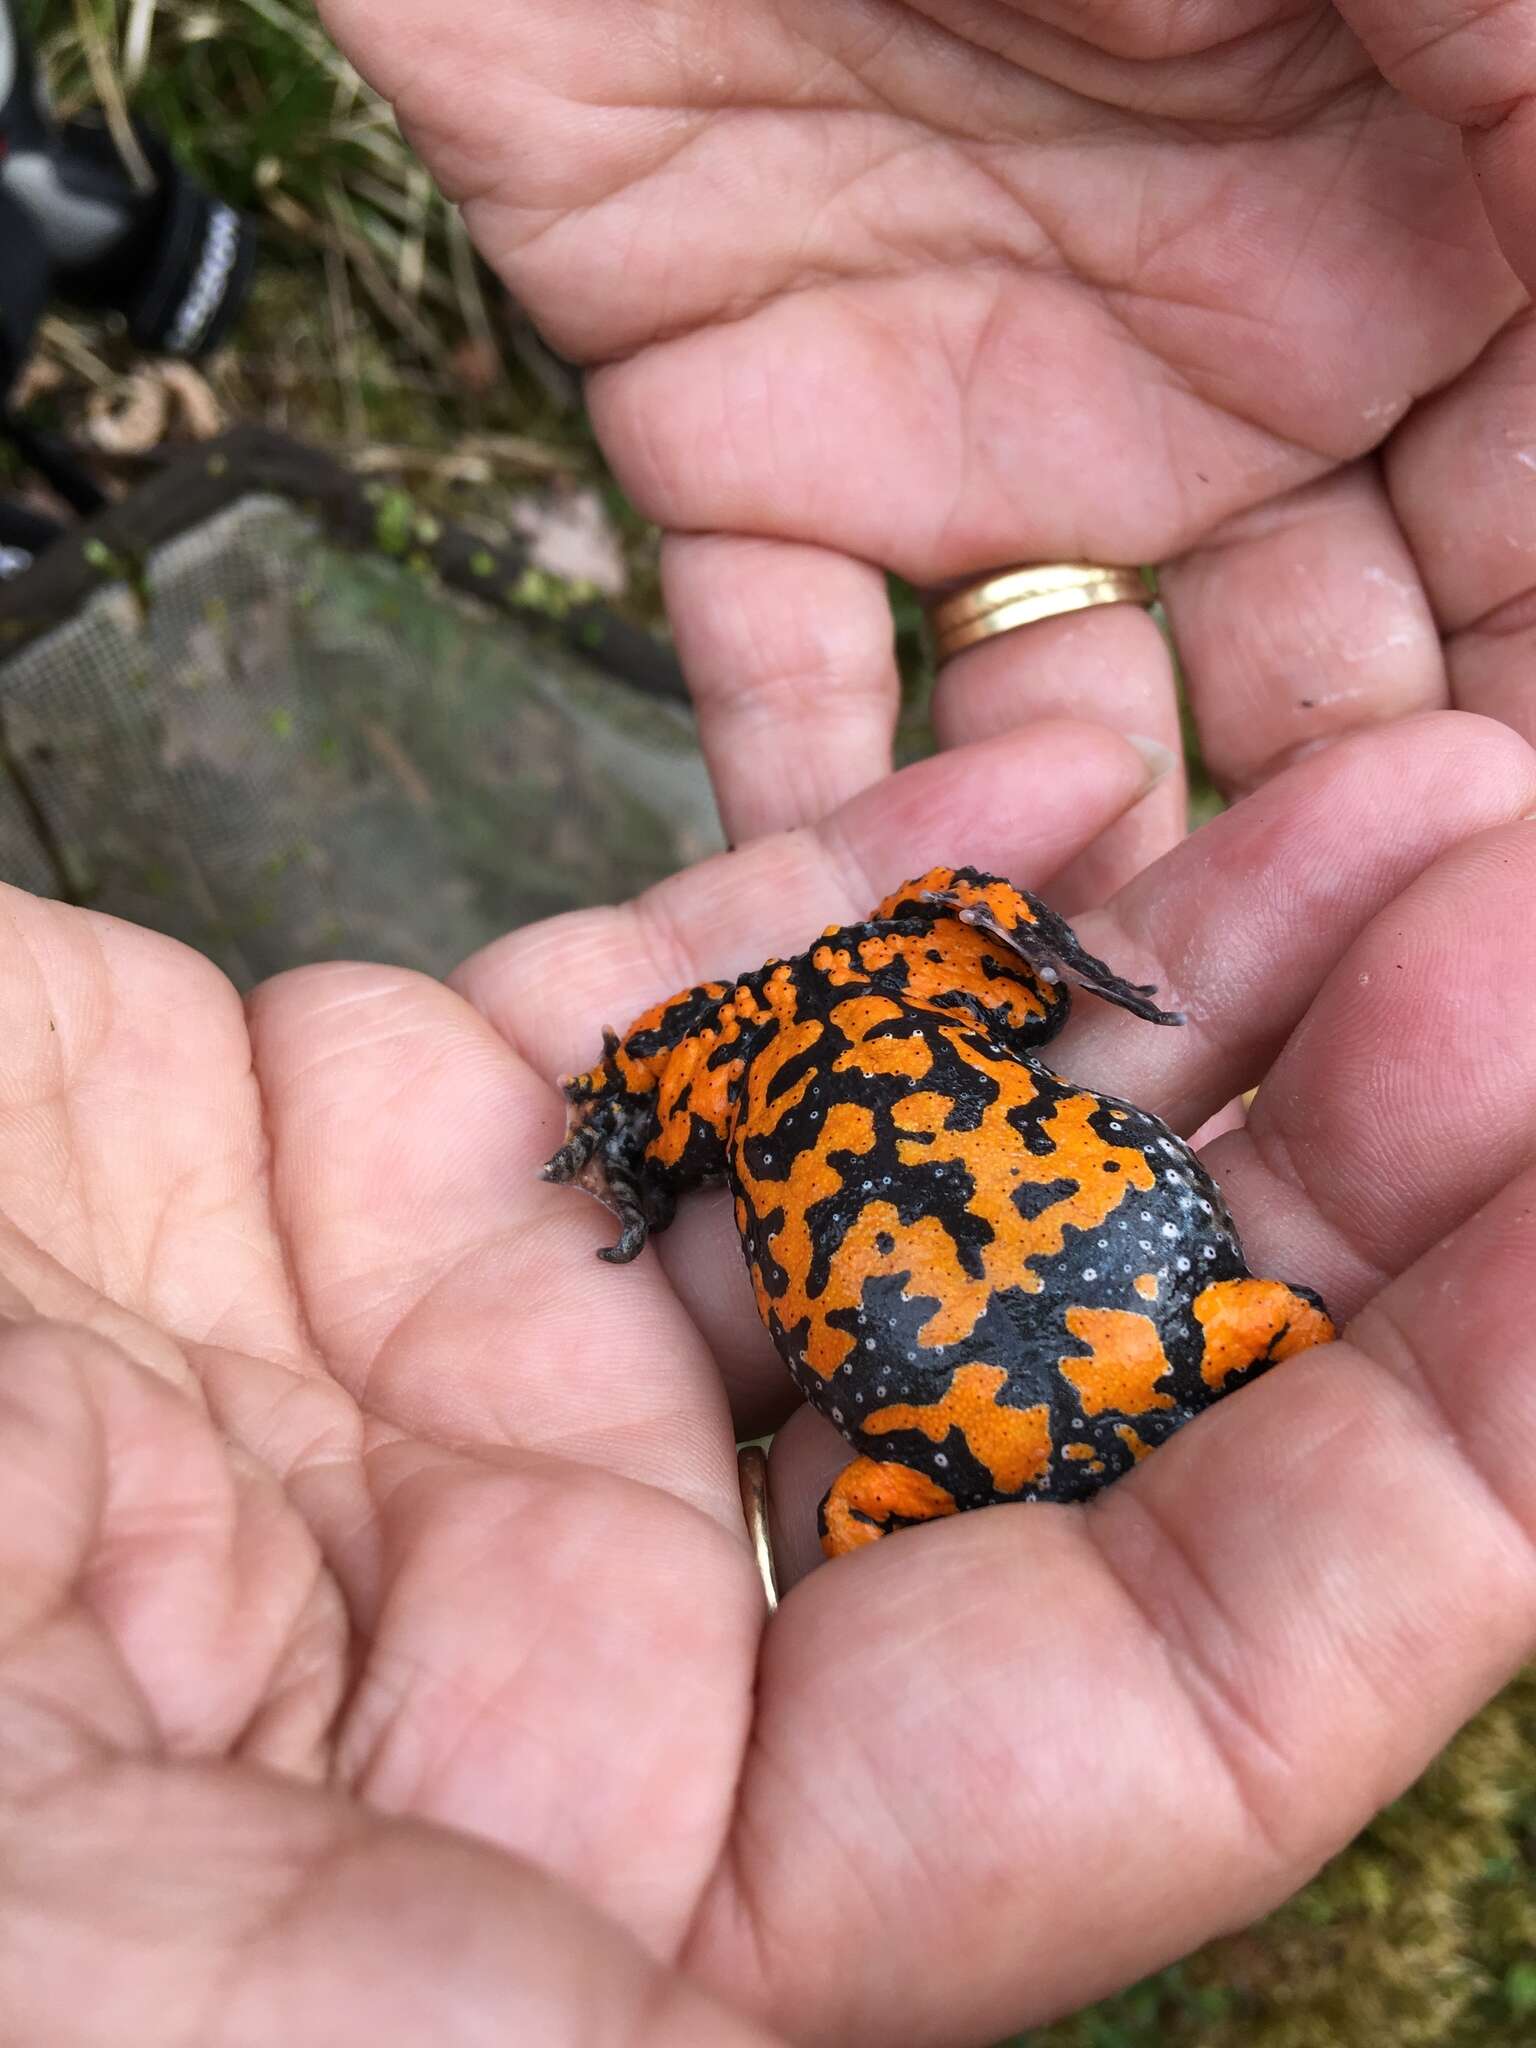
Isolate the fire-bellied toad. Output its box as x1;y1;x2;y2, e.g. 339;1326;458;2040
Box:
544;868;1334;1557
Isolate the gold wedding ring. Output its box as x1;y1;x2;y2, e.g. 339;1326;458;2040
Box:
926;563;1155;665
737;1445;779;1612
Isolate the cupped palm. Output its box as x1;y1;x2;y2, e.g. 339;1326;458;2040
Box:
2;715;1536;2047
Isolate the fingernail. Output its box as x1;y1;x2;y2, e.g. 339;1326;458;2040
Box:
1125;734;1177;788
1523;810;1536;821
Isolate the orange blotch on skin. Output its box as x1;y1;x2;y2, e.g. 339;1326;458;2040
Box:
1195;1278;1336;1390
812;943;868;988
949;875;1043;932
884;1051;1156;1337
1134;1273;1159;1301
871;925;1053;1033
820;1456;959;1557
871;867;962;919
606;984;729;1098
854;932;912;973
873;868;1041;937
830;996;932;1080
807;1202;985;1368
1114;1423;1155;1463
647;1037;747;1167
865;1362;1053;1495
1060;1307;1176;1418
1064;1442;1098;1462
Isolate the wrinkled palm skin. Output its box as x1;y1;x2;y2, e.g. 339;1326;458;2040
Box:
316;0;1536;887
3;712;1536;2047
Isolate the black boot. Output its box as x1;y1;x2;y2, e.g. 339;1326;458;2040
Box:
0;0;255;359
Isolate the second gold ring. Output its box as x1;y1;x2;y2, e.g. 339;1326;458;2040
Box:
926;563;1154;665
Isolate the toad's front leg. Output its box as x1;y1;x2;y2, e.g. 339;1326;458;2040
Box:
542;978;757;1261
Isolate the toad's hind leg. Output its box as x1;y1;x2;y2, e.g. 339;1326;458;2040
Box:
880;866;1183;1028
1194;1276;1336;1391
818;1458;959;1558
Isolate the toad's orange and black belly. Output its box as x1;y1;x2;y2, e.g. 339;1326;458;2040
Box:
544;867;1335;1558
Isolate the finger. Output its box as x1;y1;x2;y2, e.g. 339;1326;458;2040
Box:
1;1756;783;2047
1338;0;1536;289
1385;306;1536;748
1159;462;1447;796
660;1189;789;1438
0;1321;338;1786
453;717;1165;1083
0;887;296;1387
764;1400;849;1590
245;962;741;1523
689;1163;1536;2046
1053;711;1536;1135
0;1329;770;2045
1196;820;1536;1320
663;534;900;844
0;1319;143;1796
247;971;760;1946
931;600;1185;907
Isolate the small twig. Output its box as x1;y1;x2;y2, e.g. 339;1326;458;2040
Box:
230;0;356;79
265;189;444;362
36;315;117;387
361;721;435;812
325;242;367;445
448;209;500;360
398;166;432;307
70;0;155;192
351;434;586;480
122;0;159;91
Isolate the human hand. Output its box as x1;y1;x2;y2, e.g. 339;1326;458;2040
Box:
317;0;1536;901
2;711;1535;2048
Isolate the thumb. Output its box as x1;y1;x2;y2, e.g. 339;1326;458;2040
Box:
1339;0;1536;288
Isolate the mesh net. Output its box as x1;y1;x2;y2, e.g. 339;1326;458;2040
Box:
0;492;721;985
